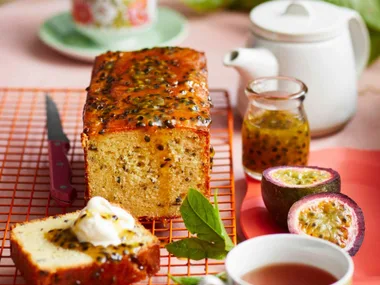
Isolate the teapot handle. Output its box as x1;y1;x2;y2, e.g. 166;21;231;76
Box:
348;11;370;76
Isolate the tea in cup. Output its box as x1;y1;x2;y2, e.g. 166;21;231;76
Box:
206;234;353;285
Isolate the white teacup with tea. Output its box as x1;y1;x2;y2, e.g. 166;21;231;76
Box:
71;0;157;47
205;234;353;285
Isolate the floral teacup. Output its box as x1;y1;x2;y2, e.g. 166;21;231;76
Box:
72;0;157;46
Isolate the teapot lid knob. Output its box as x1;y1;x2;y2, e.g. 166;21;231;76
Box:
283;2;311;17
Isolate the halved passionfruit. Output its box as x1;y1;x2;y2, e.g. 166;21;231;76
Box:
288;193;365;256
262;166;341;227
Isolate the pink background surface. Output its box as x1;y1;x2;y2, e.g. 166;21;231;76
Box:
1;0;380;239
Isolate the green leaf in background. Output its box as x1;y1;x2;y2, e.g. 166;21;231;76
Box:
324;0;380;31
229;0;267;10
180;188;224;246
165;237;228;260
369;28;380;65
181;0;234;12
182;0;266;11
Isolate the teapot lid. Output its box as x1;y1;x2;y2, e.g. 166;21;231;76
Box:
250;1;350;42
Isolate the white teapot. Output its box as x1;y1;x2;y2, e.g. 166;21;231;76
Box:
224;0;369;137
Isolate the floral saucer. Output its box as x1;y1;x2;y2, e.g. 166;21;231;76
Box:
38;7;188;62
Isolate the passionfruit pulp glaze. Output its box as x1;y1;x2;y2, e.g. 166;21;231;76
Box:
46;225;143;265
45;197;145;266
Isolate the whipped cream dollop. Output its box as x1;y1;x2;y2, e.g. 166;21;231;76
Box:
71;196;135;247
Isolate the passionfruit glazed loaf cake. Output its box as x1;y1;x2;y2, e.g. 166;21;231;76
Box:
81;47;212;219
10;197;160;285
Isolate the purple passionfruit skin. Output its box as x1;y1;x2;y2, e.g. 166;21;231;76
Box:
261;166;341;228
288;192;365;256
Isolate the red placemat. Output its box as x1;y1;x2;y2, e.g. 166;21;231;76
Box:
241;148;380;285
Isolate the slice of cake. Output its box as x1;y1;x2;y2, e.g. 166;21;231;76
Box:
10;197;160;285
81;47;212;219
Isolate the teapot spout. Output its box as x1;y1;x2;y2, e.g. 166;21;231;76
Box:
223;48;279;81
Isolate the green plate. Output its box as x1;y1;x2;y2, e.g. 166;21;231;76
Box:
38;7;188;62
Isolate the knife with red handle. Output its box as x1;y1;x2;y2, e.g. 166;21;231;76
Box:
45;95;77;206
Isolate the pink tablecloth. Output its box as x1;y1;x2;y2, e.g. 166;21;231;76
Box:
1;0;380;239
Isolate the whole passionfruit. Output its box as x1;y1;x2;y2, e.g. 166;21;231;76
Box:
262;166;341;227
288;193;365;256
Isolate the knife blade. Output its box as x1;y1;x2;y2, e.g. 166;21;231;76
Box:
45;95;77;206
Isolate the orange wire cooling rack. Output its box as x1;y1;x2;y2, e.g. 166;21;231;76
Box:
0;87;236;285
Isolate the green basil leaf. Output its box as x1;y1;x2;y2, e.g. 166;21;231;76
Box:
215;272;228;282
213;190;234;251
170;275;203;285
323;0;380;32
165;237;228;260
169;273;228;285
180;189;224;244
167;189;235;261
